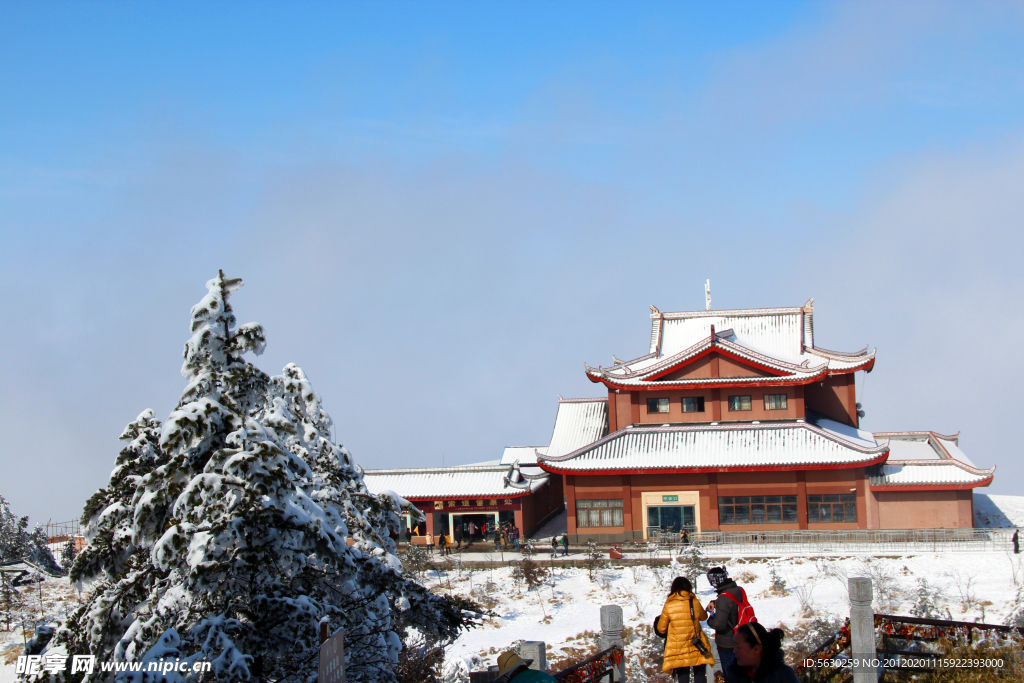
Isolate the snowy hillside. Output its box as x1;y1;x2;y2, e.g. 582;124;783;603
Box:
438;549;1024;681
975;493;1024;528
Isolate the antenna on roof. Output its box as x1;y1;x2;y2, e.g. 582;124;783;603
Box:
704;280;711;311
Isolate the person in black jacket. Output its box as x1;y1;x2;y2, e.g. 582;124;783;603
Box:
725;623;798;683
705;567;744;674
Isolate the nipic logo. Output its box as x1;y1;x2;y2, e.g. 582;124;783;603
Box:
17;655;212;675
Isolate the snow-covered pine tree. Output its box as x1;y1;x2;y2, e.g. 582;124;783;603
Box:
0;493;61;574
263;362;476;679
58;410;167;664
52;272;481;683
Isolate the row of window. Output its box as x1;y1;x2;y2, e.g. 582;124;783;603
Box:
576;499;625;527
720;494;858;524
575;494;858;528
646;394;788;414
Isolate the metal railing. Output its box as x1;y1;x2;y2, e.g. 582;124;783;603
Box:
638;528;1014;555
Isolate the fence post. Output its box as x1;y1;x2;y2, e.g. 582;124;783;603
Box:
519;641;546;671
598;604;625;682
848;577;874;683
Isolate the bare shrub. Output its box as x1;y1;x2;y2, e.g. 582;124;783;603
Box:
921;633;1024;683
785;613;846;667
862;559;905;613
944;568;979;614
511;558;550;591
794;576;818;617
733;569;757;584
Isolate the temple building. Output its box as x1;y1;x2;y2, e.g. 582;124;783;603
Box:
363;299;994;542
538;299;994;542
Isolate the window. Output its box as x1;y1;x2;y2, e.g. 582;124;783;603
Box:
647;397;670;414
718;496;798;525
681;396;705;413
576;499;625;527
764;394;788;410
807;494;857;523
728;395;752;411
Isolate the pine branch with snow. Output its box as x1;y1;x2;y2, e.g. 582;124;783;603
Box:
48;272;482;683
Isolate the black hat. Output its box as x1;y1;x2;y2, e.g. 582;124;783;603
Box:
706;566;729;588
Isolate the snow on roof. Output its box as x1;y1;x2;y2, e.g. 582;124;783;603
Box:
869;462;993;488
873;431;980;468
880;437;944;461
658;307;807;362
936;437;978;468
501;447;544;466
362;464;547;500
537;419;887;473
868;431;992;488
588;300;873;387
540;397;609;459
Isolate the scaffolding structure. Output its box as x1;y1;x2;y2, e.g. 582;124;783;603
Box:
44;519;81;544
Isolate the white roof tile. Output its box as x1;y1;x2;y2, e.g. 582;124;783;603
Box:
660;310;805;363
538;419;887;472
362;465;546;500
501;447;544;466
883;438;944;461
937;438;978;468
541;398;609;459
869;462;992;487
590;303;873;386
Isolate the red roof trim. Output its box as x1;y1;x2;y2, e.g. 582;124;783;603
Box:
537;451;888;476
588;370;827;391
640;345;789;382
870;477;993;492
402;490;534;502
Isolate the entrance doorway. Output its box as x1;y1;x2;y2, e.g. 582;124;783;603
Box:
647;504;696;538
448;512;498;547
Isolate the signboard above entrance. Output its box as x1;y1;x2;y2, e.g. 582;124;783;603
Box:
662;495;679;503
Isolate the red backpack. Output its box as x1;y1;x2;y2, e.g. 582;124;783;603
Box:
721;587;757;633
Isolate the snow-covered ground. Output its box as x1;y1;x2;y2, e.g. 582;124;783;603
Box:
5;494;1023;682
439;548;1024;679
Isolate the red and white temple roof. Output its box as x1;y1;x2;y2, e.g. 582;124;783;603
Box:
537;416;889;474
585;300;875;389
868;431;994;490
362;463;547;500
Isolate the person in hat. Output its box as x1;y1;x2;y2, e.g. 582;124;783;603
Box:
494;650;556;682
706;566;745;675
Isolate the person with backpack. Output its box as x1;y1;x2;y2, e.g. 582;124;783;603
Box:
724;622;799;683
706;566;754;675
655;576;714;682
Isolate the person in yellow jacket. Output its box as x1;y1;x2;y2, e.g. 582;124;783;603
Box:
656;576;715;682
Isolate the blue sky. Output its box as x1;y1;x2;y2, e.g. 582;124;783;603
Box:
2;1;1023;523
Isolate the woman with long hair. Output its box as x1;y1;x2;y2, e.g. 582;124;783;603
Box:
656;576;715;682
724;622;799;683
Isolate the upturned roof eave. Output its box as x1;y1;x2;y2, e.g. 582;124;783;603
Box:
537;450;890;476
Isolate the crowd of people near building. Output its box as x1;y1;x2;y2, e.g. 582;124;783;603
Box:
405;521;526;555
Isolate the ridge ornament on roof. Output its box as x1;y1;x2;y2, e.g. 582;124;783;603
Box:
585;299;875;391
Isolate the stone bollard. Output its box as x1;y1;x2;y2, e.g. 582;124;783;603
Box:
519;641;547;671
598;604;625;682
848;577;875;683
